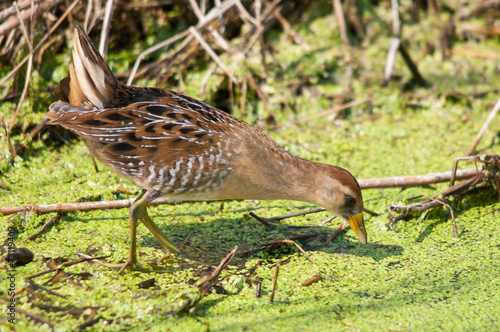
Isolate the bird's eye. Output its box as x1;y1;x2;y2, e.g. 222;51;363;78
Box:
345;195;355;207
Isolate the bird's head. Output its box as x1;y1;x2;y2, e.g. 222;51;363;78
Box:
314;165;367;244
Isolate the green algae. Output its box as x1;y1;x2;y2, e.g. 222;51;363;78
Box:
2;3;500;332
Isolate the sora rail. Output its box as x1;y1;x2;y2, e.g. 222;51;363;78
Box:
47;21;367;276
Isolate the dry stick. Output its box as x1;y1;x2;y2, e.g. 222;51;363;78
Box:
450;156;478;187
262;239;315;264
389;173;485;213
333;0;348;44
390;0;400;36
7;3;33;137
88;0;102;31
427;197;459;238
358;167;480;189
247;71;269;109
248;212;272;227
0;168;482;216
256;1;269;78
6;11;33;159
0;0;56;36
83;0;93;29
24;256;111;280
98;0;115;60
269;259;280;304
382;0;425;87
398;43;426;86
269;242;283;304
0;0;79;87
188;27;238;85
0;300;56;329
240;0;281;56
0;0;41;22
319;215;337;225
235;0;259;26
197;245;238;297
28;212;65;241
127;0;239;85
383;38;400;84
466;98;500;156
382;0;401;84
322;220;348;246
451;48;500;60
273;8;306;46
188;0;230;51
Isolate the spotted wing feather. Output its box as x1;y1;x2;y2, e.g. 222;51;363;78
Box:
48;98;241;195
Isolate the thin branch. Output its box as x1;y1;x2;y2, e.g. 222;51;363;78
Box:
427;197;459;238
269;259;280;304
333;0;348;44
127;0;239;85
322;220;347;246
450;156;478;186
98;0;115;60
188;26;238;85
263;239;315;264
358;167;480;189
0;168;482;216
197;245;238;297
466;97;500;156
0;0;79;87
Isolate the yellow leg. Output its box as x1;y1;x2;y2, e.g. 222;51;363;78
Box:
114;190;179;277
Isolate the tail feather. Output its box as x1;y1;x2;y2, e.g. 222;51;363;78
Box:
55;19;119;109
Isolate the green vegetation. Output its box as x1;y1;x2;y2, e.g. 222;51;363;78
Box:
1;1;500;331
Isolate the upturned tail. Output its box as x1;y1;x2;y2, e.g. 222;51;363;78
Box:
53;19;119;109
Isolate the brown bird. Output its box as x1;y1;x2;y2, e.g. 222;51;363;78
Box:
47;21;367;276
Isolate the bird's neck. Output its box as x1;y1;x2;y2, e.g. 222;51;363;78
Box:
219;151;326;205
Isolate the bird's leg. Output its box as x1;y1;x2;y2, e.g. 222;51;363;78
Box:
114;190;179;277
134;190;180;254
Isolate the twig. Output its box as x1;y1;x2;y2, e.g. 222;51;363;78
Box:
0;168;482;216
24;256;111;280
251;207;325;224
28;212;66;241
450;156;478;186
188;26;238;85
322;220;348;246
319;215;336;225
333;0;348;44
466;98;500;156
389;173;486;214
248;212;271;227
197;245;238;297
0;0;56;36
273;8;306;46
98;0;115;60
383;37;400;84
398;43;426;86
0;0;79;87
269;259;280;304
301;274;322;287
262;239;315;265
0;299;55;328
358;167;480;189
246;71;269;109
390;0;400;36
427;197;459;238
127;0;239;85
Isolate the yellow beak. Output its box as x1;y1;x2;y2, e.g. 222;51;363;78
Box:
347;213;367;245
